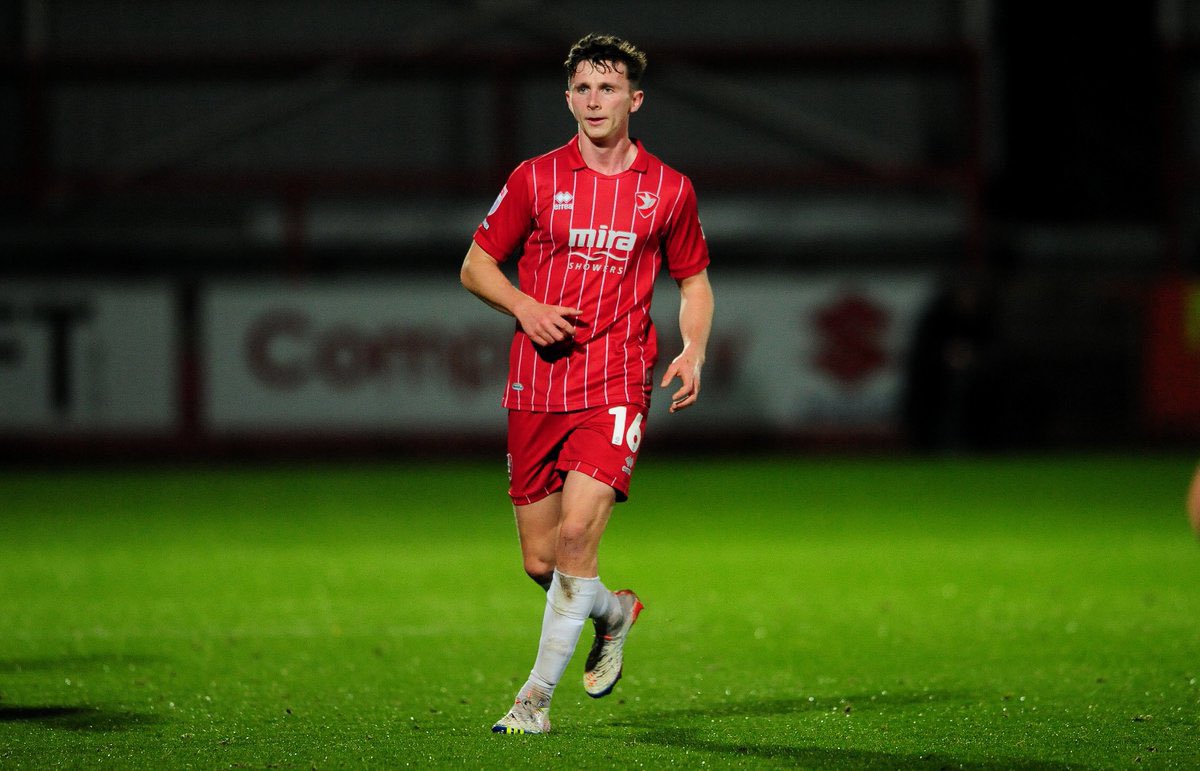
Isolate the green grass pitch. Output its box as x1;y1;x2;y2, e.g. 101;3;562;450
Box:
1;454;1198;768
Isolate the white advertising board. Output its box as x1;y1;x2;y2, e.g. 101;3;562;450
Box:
202;274;933;437
650;273;935;435
203;279;513;433
0;281;178;432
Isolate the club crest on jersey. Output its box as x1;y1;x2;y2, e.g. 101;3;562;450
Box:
568;225;637;274
635;191;659;217
553;191;574;211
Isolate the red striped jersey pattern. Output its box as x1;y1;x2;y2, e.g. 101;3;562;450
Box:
474;137;709;413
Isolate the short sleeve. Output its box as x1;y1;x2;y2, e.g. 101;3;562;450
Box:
472;164;534;263
662;177;710;280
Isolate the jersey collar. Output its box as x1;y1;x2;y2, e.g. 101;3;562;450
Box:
567;137;649;174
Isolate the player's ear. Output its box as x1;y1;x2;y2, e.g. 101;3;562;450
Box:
629;89;644;113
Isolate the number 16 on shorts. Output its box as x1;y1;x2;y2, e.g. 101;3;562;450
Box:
607;406;644;452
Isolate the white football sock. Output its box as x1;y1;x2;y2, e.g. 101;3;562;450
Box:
589;581;616;623
527;569;599;696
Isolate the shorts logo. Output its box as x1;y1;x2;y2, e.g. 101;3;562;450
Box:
621;455;635;475
553;191;574;211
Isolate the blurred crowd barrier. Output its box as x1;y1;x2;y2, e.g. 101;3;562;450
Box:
0;272;935;456
2;268;1190;460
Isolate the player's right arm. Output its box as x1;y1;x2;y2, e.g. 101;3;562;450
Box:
460;240;583;347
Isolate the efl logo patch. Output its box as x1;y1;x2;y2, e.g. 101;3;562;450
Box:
482;185;508;229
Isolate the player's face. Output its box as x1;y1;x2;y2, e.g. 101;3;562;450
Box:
565;60;644;146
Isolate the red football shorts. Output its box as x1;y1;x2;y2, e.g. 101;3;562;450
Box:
507;403;649;506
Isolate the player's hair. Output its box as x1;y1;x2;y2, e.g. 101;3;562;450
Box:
564;33;647;86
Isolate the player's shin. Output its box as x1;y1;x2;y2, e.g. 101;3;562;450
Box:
528;569;599;695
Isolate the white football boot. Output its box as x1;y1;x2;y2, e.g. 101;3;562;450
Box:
491;687;551;735
583;589;644;698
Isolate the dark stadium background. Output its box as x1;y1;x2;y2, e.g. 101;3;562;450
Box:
1;0;1197;461
4;6;1200;766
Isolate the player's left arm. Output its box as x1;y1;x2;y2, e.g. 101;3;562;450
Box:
661;269;714;413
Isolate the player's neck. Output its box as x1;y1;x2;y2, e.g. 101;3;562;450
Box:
576;134;637;175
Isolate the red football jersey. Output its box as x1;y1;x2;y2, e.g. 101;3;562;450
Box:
473;137;709;412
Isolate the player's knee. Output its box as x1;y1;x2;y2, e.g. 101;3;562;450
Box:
556;518;598;553
523;558;554;590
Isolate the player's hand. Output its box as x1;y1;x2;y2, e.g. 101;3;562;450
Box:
513;298;584;347
661;348;703;413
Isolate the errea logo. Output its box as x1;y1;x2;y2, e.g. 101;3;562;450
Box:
553;191;574;211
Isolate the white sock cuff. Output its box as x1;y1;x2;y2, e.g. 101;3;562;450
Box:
548;569;600;620
553;568;597;582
